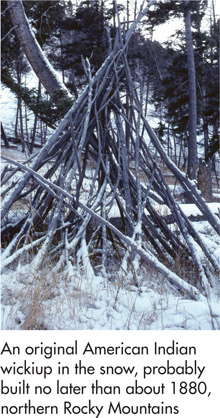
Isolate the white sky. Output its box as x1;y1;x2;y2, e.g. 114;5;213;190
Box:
153;0;220;43
116;0;220;43
23;1;220;44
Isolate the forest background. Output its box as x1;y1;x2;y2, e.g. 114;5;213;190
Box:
1;0;220;330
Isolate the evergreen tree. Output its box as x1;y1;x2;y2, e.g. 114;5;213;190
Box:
146;1;216;180
52;0;110;81
2;0;73;127
23;1;63;47
1;1;22;71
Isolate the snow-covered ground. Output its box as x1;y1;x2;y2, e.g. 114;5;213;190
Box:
1;255;219;331
1;199;220;330
1;84;220;331
1;71;40;137
1;87;18;137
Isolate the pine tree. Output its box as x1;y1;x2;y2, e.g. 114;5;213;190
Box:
146;0;209;180
6;0;72;104
53;0;109;80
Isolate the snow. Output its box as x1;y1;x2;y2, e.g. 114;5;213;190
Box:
1;254;219;330
1;72;220;332
180;202;220;217
1;191;220;330
1;87;18;136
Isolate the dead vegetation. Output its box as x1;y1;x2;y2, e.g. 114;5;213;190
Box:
1;4;220;308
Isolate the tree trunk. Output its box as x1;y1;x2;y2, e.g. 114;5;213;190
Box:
197;158;212;202
1;124;10;148
184;1;198;180
112;0;116;29
7;0;71;103
30;80;41;153
16;61;25;153
2;1;218;304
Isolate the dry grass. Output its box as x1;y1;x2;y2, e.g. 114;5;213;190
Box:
1;255;104;330
2;254;219;330
0;252;160;330
1;208;219;330
1;146;28;162
16;265;59;330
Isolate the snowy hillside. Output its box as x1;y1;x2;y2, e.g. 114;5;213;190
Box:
1;202;220;330
1;135;220;330
1;18;220;331
1;75;220;331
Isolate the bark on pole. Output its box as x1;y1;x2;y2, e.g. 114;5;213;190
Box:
2;0;218;303
7;0;71;101
184;0;198;180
